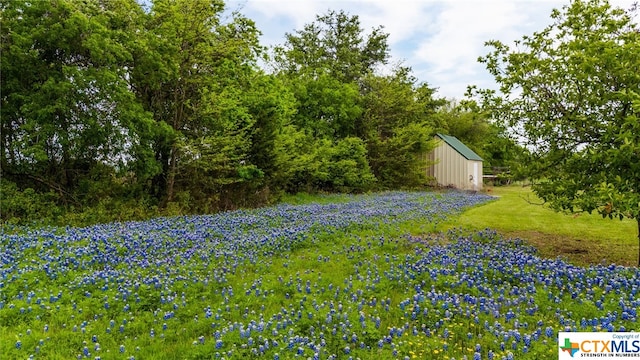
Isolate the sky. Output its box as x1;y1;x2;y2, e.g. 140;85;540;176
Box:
225;0;636;100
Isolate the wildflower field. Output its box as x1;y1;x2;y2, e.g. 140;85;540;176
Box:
1;191;639;360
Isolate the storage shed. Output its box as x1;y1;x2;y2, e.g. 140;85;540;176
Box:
427;134;483;190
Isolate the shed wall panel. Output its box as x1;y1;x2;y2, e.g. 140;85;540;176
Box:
428;141;483;190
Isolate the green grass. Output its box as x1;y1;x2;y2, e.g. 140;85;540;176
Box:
437;185;639;266
3;190;639;359
279;192;359;205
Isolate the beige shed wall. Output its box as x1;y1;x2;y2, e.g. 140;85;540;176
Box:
427;142;483;190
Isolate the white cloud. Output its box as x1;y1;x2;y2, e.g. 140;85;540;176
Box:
229;0;638;98
356;1;440;45
416;2;523;73
411;1;560;98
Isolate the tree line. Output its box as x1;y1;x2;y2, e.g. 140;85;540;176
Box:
0;0;521;225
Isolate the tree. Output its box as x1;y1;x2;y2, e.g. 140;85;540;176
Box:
274;9;389;83
176;71;294;211
0;0;153;207
288;74;362;139
273;126;375;193
274;10;389;141
131;0;267;208
360;67;443;188
479;0;640;265
434;100;490;156
0;0;298;223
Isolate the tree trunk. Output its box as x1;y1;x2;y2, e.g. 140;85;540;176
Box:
166;82;185;205
166;144;177;203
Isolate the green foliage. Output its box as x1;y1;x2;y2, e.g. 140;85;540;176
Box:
274;9;389;83
243;75;297;181
531;95;640;220
130;0;265;205
273;13;446;192
360;68;442;137
434;100;490;157
65;196;159;226
274;10;387;141
0;180;159;227
360;68;442;188
288;74;362;139
0;181;62;225
368;123;435;189
275;126;375;193
1;0;153;196
1;0;512;226
479;0;640;263
314;136;376;192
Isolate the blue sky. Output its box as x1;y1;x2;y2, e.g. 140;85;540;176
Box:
225;0;635;100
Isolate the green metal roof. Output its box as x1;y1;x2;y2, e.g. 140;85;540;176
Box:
436;133;483;161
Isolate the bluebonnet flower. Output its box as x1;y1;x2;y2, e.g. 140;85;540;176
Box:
6;191;640;358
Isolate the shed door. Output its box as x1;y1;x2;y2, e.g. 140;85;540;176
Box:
473;162;479;189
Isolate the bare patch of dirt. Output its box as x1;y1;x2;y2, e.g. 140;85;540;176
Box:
503;230;635;267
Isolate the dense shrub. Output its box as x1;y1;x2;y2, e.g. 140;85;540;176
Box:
0;181;63;225
275;127;375;193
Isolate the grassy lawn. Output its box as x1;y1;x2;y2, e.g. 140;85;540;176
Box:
438;185;639;266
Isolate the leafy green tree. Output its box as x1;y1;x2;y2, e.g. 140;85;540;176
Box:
0;0;153;208
131;0;268;208
174;72;294;211
479;0;640;264
361;68;443;188
312;137;376;192
434;100;490;157
289;74;362;139
272;125;315;193
274;10;389;141
242;75;296;186
274;9;389;83
269;9;391;192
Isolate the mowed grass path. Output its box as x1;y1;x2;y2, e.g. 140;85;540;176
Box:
438;186;639;266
